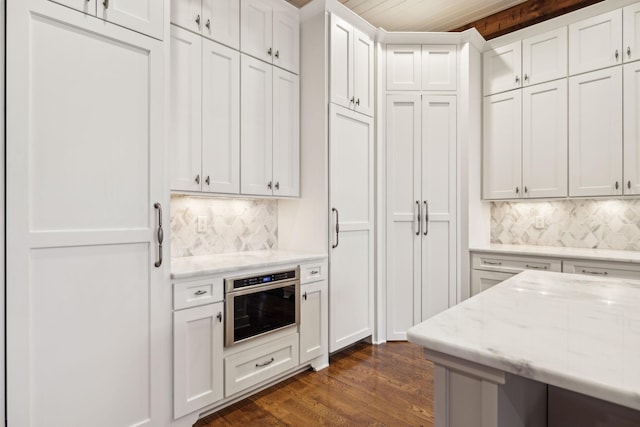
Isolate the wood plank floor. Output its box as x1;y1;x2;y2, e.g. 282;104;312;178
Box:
195;341;434;426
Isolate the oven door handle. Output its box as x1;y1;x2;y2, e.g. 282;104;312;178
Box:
225;280;300;298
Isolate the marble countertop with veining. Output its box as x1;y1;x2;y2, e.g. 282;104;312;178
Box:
171;250;328;279
470;243;640;263
408;270;640;411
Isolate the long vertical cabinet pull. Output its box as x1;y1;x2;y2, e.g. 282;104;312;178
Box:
332;207;340;249
423;201;429;236
154;202;164;267
415;201;421;236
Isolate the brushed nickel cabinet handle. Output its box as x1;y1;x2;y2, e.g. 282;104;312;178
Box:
217;312;222;322
526;264;548;270
194;290;207;296
615;181;620;190
524;73;529;82
582;269;608;276
275;182;280;190
615;49;620;60
515;186;520;195
423;200;429;236
483;260;502;266
154;203;163;268
332;207;340;249
515;75;520;85
628;180;632;189
275;50;280;59
195;174;200;184
267;47;273;56
206;19;211;30
350;97;355;104
103;0;109;9
628;46;632;57
256;357;275;368
524;186;528;194
196;14;201;26
267;181;272;190
416;201;421;236
303;292;308;301
205;176;210;185
310;270;319;275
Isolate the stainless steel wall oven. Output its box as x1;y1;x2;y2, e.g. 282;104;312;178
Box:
224;267;300;347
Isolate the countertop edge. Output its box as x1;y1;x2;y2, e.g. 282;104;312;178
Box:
469;245;640;263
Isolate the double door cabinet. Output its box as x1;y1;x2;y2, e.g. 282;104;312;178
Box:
386;44;457;91
171;0;240;49
385;95;457;340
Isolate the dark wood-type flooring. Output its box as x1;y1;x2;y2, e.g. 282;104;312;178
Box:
195;341;434;426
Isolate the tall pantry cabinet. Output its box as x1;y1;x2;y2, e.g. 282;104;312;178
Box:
6;0;170;426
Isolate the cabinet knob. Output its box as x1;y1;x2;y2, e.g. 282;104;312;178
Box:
103;0;109;8
515;186;519;194
615;49;620;61
303;292;307;300
628;180;632;190
615;181;620;190
515;75;520;85
206;19;211;30
205;176;210;186
267;47;273;56
217;312;222;322
196;14;201;26
350;97;355;104
524;73;528;82
195;174;200;184
275;182;280;190
524;186;528;194
267;181;273;190
628;46;632;57
356;98;360;106
275;50;280;59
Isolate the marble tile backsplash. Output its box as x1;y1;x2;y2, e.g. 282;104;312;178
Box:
491;199;640;251
170;195;278;258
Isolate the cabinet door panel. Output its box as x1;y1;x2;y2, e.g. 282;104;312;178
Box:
273;9;299;74
569;68;622;197
483;91;522;200
471;270;514;296
385;95;421;340
353;29;374;116
300;281;327;364
624;62;640;195
241;54;273;196
273;68;300;197
203;0;240;49
422;45;457;91
522;27;567;86
624;3;640;63
483;41;521;95
50;0;96;14
202;39;240;194
170;26;202;192
569;9;622;75
386;45;421;91
174;303;224;418
522;79;568;198
171;0;201;34
98;0;163;40
241;0;272;63
330;14;353;109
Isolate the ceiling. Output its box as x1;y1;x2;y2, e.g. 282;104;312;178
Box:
289;0;529;32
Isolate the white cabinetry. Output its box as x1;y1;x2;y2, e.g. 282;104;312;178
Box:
624;61;640;194
51;0;163;39
170;25;240;194
569;9;622;75
422;45;457;90
7;3;168;425
624;3;640;63
562;259;640;279
171;0;239;49
386;45;456;91
330;14;374;116
241;54;300;197
483;41;522;95
329;104;374;352
569;67;622;197
386;45;421;90
241;0;299;74
386;94;457;340
300;280;328;365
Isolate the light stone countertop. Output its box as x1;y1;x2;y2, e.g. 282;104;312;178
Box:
408;270;640;411
470;243;640;263
170;250;328;280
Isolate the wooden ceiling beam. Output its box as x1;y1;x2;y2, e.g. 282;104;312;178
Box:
451;0;604;40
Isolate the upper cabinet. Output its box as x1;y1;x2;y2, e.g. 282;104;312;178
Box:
50;0;163;39
624;61;640;195
386;44;457;91
171;0;240;49
386;45;421;90
624;3;640;62
241;0;300;74
569;9;622;75
330;14;374;117
422;45;457;91
484;28;567;95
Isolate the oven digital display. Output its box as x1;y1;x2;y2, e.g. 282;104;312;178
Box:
262;277;271;283
232;270;296;289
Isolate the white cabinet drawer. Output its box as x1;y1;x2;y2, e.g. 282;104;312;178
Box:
225;333;299;397
300;261;326;284
173;277;224;310
563;260;640;280
472;253;561;274
471;270;515;296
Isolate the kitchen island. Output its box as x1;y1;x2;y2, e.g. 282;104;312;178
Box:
408;270;640;427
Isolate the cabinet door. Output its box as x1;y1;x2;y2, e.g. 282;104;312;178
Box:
329;104;374;353
241;54;273;196
353;29;374;117
471;270;514;296
202;39;240;194
50;0;96;14
569;67;623;197
273;8;300;74
482;90;522;200
171;0;201;34
203;0;240;49
624;3;640;63
422;45;457;91
385;95;421;341
386;45;421;91
562;260;640;279
330;14;353;110
300;281;327;365
7;6;168;425
522;27;567;86
624;62;640;195
241;0;273;63
98;0;164;40
170;26;203;192
483;41;521;95
273;68;300;197
421;95;456;321
174;303;224;418
569;9;622;75
522;79;568;198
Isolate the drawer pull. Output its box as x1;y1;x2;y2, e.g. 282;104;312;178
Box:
483;260;502;266
526;264;548;270
256;357;275;368
310;270;319;275
582;269;608;276
194;290;207;296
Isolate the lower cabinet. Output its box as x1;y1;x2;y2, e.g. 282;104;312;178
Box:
563;259;640;279
300;280;328;365
471;270;515;295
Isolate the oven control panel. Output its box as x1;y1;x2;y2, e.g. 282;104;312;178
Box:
231;269;297;290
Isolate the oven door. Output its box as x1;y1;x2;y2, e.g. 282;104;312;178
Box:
225;280;300;347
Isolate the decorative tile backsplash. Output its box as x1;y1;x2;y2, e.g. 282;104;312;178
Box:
491;199;640;251
170;195;278;258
